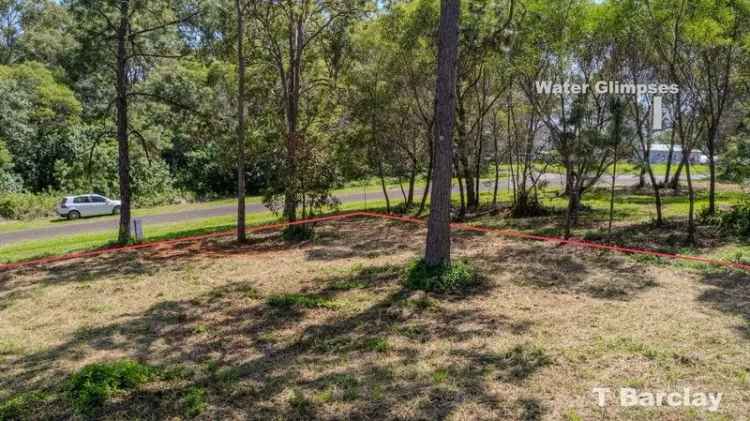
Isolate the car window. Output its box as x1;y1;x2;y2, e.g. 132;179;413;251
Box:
90;195;106;203
73;196;90;204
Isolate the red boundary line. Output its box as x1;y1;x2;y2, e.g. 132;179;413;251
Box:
2;210;750;273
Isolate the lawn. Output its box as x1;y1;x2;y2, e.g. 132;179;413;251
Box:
0;198;392;264
1;218;749;420
2;177;748;266
0;179;412;235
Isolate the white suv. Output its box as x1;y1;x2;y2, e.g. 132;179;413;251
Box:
56;194;121;220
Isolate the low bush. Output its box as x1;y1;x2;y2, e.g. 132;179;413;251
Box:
0;192;59;220
281;224;315;242
404;258;479;293
66;359;156;415
718;201;750;237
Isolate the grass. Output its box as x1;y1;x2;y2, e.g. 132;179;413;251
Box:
2;218;749;419
404;258;480;293
0;197;390;264
1;170;747;269
66;359;156;415
267;293;339;310
0;179;413;234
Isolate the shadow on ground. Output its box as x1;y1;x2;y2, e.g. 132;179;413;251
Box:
0;218;666;419
697;269;750;339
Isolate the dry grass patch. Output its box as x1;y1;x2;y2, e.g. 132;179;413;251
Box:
0;217;749;419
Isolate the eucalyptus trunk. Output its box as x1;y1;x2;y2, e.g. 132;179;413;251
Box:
424;0;459;267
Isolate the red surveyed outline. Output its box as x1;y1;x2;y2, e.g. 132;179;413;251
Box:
2;210;750;273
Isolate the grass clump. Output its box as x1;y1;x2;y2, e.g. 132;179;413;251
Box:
288;389;314;416
181;386;208;418
65;359;156;415
0;391;47;420
267;293;338;310
404;258;479;293
282;224;315;242
361;337;390;353
492;344;553;380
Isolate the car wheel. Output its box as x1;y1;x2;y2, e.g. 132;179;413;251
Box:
68;210;81;220
112;206;120;215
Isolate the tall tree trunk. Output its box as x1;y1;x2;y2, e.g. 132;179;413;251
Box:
377;159;391;213
684;154;696;244
424;0;459;267
492;118;500;207
284;19;302;223
407;166;416;208
417;133;433;216
664;129;676;185
116;0;131;245
707;124;717;214
236;0;247;242
608;151;618;237
670;160;684;190
456;99;475;210
455;160;465;217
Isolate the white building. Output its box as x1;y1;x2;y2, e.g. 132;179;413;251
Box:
648;144;708;164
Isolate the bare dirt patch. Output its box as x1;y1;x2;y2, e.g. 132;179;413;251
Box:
1;217;749;420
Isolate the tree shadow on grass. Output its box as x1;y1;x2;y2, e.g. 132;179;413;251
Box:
0;233;292;310
481;243;658;300
304;220;420;261
3;260;547;420
697;269;750;340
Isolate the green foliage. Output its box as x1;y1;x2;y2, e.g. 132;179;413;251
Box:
267;293;338;310
181;386;208;418
0;191;59;220
719;135;750;183
404;258;479;293
0;62;81;192
718;201;750;237
65;359;156;415
53;135;186;208
281;224;316;242
361;337;390;353
0;391;47;421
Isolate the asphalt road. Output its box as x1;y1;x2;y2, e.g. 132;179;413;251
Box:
0;173;645;246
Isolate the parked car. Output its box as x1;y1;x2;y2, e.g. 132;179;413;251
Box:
56;194;121;220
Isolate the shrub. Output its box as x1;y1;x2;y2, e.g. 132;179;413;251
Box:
281;224;315;242
66;359;155;415
718;201;750;237
404;258;479;293
0;192;59;220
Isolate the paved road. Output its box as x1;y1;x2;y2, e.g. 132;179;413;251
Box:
0;173;645;246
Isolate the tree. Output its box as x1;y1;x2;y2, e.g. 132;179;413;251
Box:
252;0;355;223
68;0;199;244
424;0;459;267
236;0;248;241
0;61;81;191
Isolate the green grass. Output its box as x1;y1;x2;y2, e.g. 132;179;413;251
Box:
0;181;404;234
1;172;746;268
404;258;480;293
0;198;390;264
66;359;156;415
267;293;339;310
